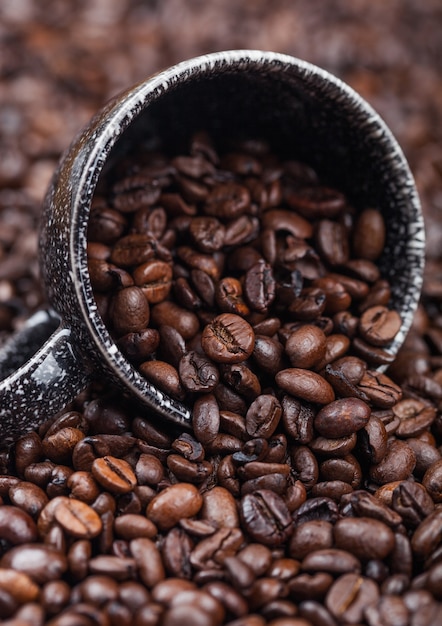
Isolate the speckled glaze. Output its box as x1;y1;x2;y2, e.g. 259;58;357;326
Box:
0;50;425;443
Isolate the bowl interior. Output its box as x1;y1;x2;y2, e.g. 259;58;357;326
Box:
99;55;424;360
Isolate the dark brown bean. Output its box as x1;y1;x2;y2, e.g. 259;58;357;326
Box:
91;456;137;494
240;490;292;547
334;517;395;560
146;483;203;531
314;397;371;438
202;313;255;363
275;369;335;405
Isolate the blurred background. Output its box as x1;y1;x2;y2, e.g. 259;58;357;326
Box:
0;0;441;337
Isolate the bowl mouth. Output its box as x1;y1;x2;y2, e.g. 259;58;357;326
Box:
68;50;425;417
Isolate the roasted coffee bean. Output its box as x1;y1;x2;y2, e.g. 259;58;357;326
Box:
288;572;334;602
422;459;442;503
110;233;155;267
284;325;327;369
0;505;38;545
290;445;319;489
301;548;361;575
334;517;395;560
369;440;416;484
315;219;349;266
309;433;357;458
391;481;434;526
245;394;282;439
110;285;150;336
326;573;380;624
393;399;436;439
281;396;315;444
189;216;226;252
223;214;260;247
8;481;48;518
341;490;402;528
132;259;173;303
202;313;255;363
0;544;68;584
139;360;185;400
179;351;219;393
52;497;102;539
357;370;402;408
253;335;286;376
314;397;371;439
357;415;388;464
215;277;250;317
261;208;313;239
289;287;327;320
151;301;199;339
319;455;362;488
289;521;333;560
146;483;203;531
201;486;240;529
240;490;292;547
293;497;339;525
275;369;335;405
205;181;250;219
91;456;137;494
352;208;386;261
359;305;402;347
243;260;276;313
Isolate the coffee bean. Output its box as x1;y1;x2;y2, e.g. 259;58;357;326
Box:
284;325;327;369
301;548;361;575
326;573;380;623
51;497;102;539
202;313;255;363
215;277;250;317
179;350;220;393
359;305;402;347
245;394;282;439
275;369;335;404
0;568;39;604
261;208;313;239
334;517;395;561
139;359;185;400
357;370;402;408
130;537;165;588
309;433;357;457
369;440;416;484
391;481;434;527
91;456;137;494
319;455;362;488
110;285;150;336
314;397;371;439
0;505;38;545
352;208;386;261
8;481;48;518
422;459;442;502
290;445;319;490
293;497;339;525
110;233;155;267
240;490;292;547
288;572;334;601
289;521;333;560
253;335;285;376
146;483;203;531
0;544;68;584
151;301;199;339
281;396;315;444
316;218;349;266
201;486;239;528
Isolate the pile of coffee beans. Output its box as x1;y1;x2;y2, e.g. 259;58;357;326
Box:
1;132;442;626
89;132;403;412
1;3;442;625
